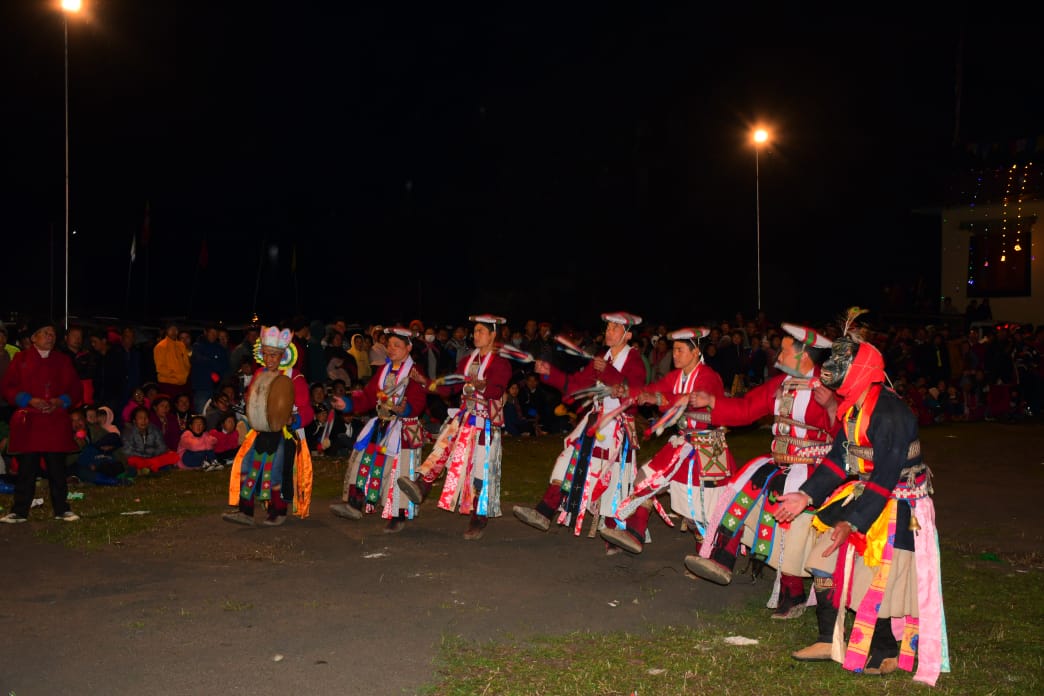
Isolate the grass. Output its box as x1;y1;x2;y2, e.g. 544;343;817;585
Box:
3;421;1042;694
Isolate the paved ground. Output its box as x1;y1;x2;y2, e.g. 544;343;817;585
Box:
1;420;1041;695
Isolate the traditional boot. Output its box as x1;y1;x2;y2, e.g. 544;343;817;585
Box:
598;502;650;554
263;493;289;526
792;577;839;661
222;499;255;526
384;511;407;534
330;484;365;520
771;574;808;620
683;528;742;585
463;511;487;540
863;618;900;675
397;475;433;505
513;483;562;532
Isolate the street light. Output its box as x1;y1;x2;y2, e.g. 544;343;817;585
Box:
752;127;769;313
61;0;82;330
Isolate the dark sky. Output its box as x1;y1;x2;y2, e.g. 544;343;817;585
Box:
4;4;1043;332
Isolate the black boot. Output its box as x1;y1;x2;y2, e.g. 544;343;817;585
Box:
397;475;433;505
864;618;900;675
791;580;838;661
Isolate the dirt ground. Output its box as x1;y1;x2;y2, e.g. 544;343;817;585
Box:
1;420;1041;696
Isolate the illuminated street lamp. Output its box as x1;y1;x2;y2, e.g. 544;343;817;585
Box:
752;128;769;313
61;0;82;330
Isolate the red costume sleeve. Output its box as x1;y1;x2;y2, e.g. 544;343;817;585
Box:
708;373;784;426
403;379;428;417
481;355;512;400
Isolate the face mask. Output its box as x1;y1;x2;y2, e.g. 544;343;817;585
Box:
424;335;435;343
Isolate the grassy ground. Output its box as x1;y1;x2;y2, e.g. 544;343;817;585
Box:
4;424;1042;693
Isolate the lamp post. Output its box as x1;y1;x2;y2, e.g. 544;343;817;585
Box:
61;0;82;330
752;128;769;313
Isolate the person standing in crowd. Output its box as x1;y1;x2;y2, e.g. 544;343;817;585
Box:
397;314;513;540
683;323;838;621
85;328;120;421
512;312;647;549
154;321;191;400
0;319;82;523
330;327;429;533
58;324;96;405
190;323;230;415
601;328;732;555
773;314;947;683
223;326;314;527
228;324;260;380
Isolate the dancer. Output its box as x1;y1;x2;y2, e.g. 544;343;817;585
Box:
683;323;837;622
397;314;512;540
223;326;314;527
330;327;428;533
512;312;647;550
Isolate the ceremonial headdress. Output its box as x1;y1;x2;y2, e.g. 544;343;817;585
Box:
384;326;416;344
781;323;832;348
261;326;292;350
469;314;508;332
600;311;642;331
254;325;297;370
668;327;710;349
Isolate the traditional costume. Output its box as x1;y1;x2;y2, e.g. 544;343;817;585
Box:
513;312;647;540
330;327;429;533
686;323;838;620
788;321;948;684
397;314;513;540
601;328;734;554
224;326;314;527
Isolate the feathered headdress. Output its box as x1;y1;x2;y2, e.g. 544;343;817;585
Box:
839;306;870;341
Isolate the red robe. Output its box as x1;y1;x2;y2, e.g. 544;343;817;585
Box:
1;347;82;453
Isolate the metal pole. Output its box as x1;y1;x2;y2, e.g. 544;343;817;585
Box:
64;14;70;330
755;147;761;313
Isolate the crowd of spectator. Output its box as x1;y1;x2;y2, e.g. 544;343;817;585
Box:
1;307;1040;493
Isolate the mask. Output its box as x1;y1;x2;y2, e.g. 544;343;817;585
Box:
424;334;435;343
822;337;885;415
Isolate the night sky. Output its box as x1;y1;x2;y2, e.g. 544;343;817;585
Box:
4;4;1043;332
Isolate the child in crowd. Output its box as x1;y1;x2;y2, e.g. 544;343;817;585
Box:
177;414;218;470
210;414;241;465
77;405;130;485
172;393;192;432
123;406;180;475
151;396;183;451
122;387;149;425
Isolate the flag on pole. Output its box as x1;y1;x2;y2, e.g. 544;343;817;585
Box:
130;233;137;263
198;239;209;269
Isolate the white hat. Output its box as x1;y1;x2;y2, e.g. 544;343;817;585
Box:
781;323;832;348
601;311;642;329
469;314;507;326
668;327;710;342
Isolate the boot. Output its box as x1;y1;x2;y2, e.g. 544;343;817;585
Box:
513;483;561;532
791;580;839;661
384;511;407;534
331;485;365;520
397;475;432;505
863;618;900;675
463;511;487;540
683;528;741;585
598;503;649;554
222;500;255;526
771;574;807;620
